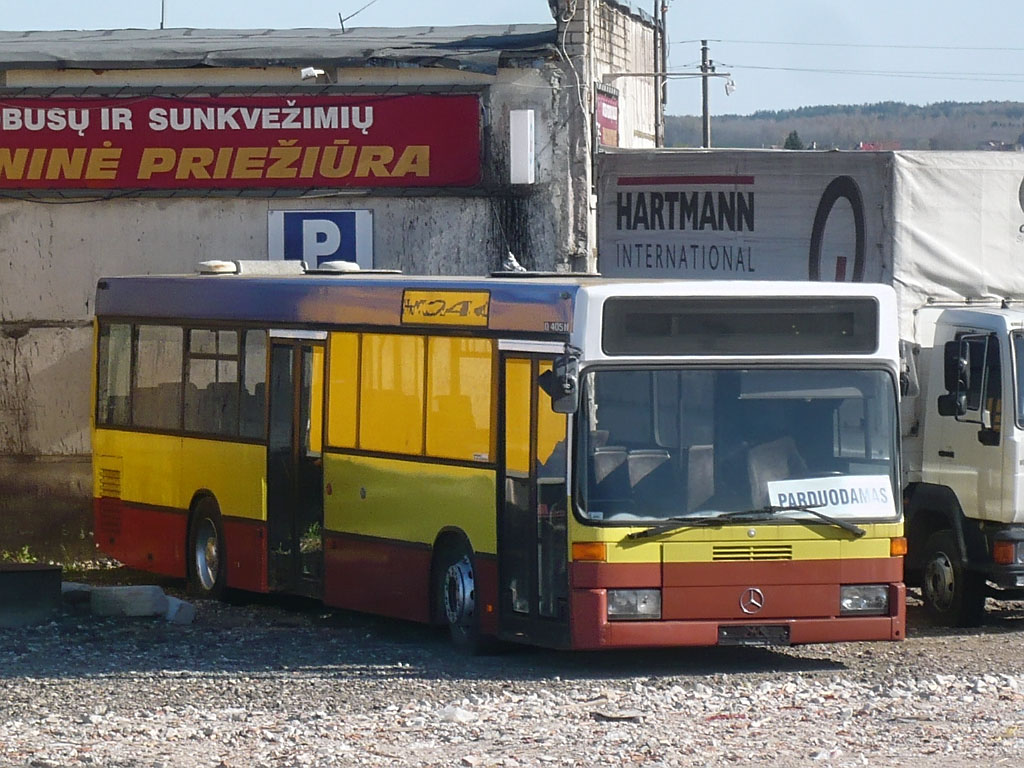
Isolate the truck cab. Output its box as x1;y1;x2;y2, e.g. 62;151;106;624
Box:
904;304;1024;625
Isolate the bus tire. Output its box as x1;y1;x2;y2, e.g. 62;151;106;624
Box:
921;530;985;627
187;497;227;599
437;542;486;655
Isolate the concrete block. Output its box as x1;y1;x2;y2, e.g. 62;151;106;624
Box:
90;585;168;617
164;596;197;625
61;581;93;607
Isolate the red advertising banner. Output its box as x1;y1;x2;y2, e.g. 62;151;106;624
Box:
0;94;481;190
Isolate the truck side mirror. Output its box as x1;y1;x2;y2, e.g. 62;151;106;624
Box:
943;340;970;393
937;392;966;417
938;340;969;417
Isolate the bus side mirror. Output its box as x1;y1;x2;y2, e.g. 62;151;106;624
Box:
938;340;969;417
539;354;579;414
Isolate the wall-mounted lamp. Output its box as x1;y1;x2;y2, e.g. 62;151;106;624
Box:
509;109;535;185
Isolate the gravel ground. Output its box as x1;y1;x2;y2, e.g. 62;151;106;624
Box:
3;569;1024;768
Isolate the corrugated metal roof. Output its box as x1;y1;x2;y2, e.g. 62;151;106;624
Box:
0;25;558;75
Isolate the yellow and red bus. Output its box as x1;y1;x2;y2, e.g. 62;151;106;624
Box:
92;263;905;650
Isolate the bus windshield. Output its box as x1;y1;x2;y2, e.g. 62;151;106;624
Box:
576;367;899;525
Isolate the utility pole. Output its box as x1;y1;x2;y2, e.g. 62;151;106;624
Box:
653;2;661;146
701;39;714;148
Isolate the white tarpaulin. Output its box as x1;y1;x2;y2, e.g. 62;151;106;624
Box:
597;149;1024;338
892;152;1024;335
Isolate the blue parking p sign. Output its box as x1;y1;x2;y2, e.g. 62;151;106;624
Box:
268;210;373;268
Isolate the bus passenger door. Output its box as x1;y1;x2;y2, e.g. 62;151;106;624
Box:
498;354;570;647
267;334;325;598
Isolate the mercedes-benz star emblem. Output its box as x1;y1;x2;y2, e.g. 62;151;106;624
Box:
740;587;765;615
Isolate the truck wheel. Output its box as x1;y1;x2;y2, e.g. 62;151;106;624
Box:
921;530;985;627
436;543;486;654
187;497;227;599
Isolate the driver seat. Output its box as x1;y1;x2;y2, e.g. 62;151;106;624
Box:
747;437;808;508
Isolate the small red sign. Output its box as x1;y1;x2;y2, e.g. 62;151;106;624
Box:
596;91;619;148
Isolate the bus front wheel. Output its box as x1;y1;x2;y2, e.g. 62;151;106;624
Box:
187;498;227;599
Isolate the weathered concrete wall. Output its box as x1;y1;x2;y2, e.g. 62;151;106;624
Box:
0;456;93;562
593;1;657;147
0;326;92;455
553;0;657;149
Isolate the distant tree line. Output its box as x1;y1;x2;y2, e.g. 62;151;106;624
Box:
664;101;1024;150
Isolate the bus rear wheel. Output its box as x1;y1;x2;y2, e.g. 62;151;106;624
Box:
921;530;985;627
437;544;485;654
187;498;226;599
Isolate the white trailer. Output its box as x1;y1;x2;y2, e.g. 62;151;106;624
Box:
598;148;1024;626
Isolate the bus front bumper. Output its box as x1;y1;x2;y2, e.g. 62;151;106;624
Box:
569;584;906;649
567;557;906;649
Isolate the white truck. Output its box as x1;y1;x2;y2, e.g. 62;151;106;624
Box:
597;148;1024;626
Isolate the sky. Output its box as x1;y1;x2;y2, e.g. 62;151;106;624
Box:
2;0;1022;116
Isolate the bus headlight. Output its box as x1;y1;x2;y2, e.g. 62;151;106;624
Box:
840;584;889;615
607;589;661;621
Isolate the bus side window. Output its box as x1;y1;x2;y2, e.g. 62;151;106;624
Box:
426;337;493;462
240;330;268;439
326;332;358;448
537;361;568;620
537;361;567;479
306;345;324;457
132;325;183;431
96;322;132;427
360;333;425;455
185;329;240;436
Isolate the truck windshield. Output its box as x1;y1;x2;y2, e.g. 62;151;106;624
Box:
576;368;899;525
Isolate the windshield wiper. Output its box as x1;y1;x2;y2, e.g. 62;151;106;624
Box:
764;503;866;538
626;504;866;541
626;510;770;541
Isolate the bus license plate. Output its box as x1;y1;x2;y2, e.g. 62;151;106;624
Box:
718;624;790;646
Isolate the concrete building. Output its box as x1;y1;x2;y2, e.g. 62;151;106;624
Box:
0;1;661;558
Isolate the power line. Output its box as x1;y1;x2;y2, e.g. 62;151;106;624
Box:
669;63;1024;84
671;38;1024;53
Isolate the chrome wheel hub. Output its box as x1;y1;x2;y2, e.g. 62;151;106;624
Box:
924;550;956;611
444;555;476;626
194;517;220;591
